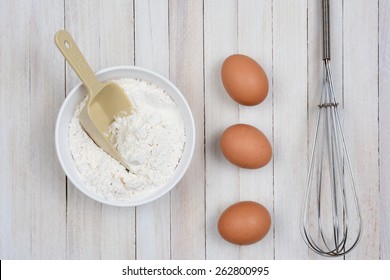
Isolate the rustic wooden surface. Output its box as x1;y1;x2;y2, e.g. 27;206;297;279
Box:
0;0;387;260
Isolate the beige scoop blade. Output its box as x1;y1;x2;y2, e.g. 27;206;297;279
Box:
55;30;132;170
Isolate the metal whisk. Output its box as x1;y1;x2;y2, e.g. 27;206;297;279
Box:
300;0;362;257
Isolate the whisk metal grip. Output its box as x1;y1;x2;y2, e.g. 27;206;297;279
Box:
322;0;331;60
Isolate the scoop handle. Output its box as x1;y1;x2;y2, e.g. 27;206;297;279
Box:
54;30;102;96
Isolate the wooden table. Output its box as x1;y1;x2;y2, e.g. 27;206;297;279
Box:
1;0;388;260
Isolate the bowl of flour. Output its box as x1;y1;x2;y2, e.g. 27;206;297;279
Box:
55;66;195;206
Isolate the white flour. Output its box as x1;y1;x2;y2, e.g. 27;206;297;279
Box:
69;78;185;201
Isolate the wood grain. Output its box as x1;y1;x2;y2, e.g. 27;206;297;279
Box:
379;0;390;260
169;0;206;260
344;0;379;260
273;0;309;259
0;0;33;259
204;0;240;259
30;0;67;259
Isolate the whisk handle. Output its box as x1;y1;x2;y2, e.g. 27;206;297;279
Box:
322;0;331;60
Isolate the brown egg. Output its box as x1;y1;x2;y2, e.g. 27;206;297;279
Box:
218;201;271;245
220;124;272;169
221;54;269;106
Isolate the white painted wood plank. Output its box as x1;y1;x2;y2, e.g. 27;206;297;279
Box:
100;206;135;259
273;0;309;259
99;0;136;260
65;0;103;259
307;0;324;260
135;0;169;74
379;0;390;260
237;0;274;259
0;0;33;259
307;0;344;260
344;0;379;259
99;0;135;68
169;0;205;260
134;0;171;260
66;190;102;259
30;0;67;259
204;0;240;259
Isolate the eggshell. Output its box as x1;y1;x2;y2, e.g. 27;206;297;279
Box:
218;201;271;245
221;54;269;106
220;124;272;169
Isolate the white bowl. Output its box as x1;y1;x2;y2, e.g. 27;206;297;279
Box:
55;66;195;207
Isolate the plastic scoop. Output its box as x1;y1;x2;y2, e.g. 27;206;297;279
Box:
55;30;131;170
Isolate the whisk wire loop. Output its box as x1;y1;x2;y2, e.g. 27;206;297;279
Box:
300;61;362;257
